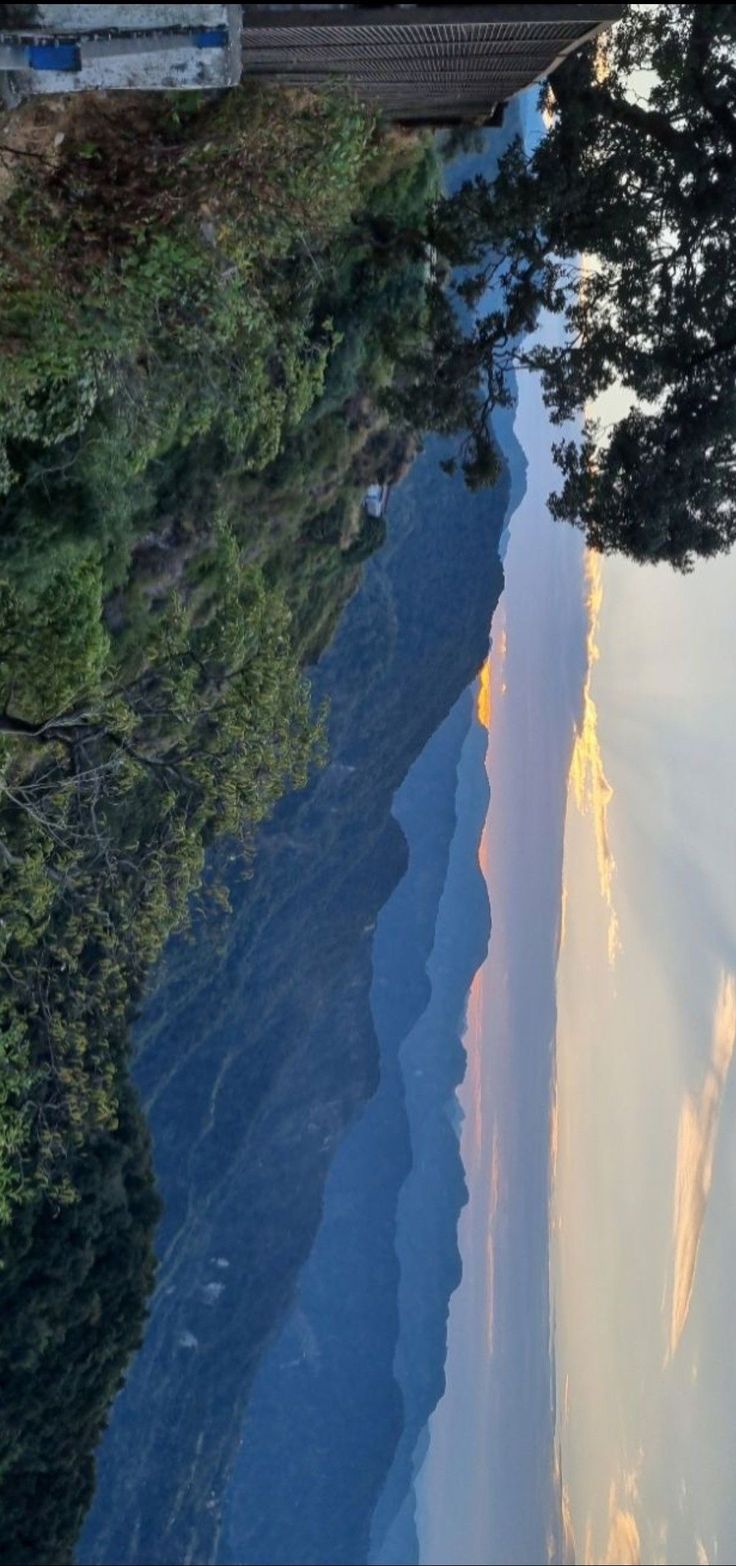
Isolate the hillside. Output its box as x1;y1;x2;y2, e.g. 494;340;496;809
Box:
0;80;437;1565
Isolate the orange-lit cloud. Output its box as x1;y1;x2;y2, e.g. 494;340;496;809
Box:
563;1372;571;1425
558;880;568;954
575;1471;644;1564
559;1482;577;1565
498;628;508;694
476;655;492;731
549;1092;559;1185
475;630;508;735
584;1519;594;1565
604;1507;641;1566
667;970;736;1360
580;1483;640;1566
463;630;507;1175
568;550;621;967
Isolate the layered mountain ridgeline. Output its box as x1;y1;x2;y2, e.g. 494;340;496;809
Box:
0;83;439;1566
368;362;528;1566
218;696;491;1566
78;426;508;1566
366;716;493;1566
215;121;532;1566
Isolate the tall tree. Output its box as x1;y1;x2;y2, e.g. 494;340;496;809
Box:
0;523;322;1207
397;4;736;570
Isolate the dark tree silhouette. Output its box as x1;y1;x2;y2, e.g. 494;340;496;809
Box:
394;4;736;569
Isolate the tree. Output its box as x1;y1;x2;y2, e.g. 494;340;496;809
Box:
397;4;736;570
519;3;736;569
0;524;320;856
0;523;323;1206
0;1084;160;1566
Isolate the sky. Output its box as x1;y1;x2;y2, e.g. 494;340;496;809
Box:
416;322;588;1566
417;83;736;1562
418;359;736;1566
553;533;736;1566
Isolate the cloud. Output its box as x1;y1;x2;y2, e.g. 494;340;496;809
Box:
549;1090;560;1184
485;1126;502;1355
696;1541;710;1566
604;1509;641;1565
476;653;492;732
667;971;736;1360
559;1481;576;1565
568;551;621;967
575;1480;643;1565
603;1483;641;1565
621;1462;641;1504
485;1229;496;1357
489;1123;501;1219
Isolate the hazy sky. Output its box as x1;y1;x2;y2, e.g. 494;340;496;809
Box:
419;77;736;1566
553;537;736;1566
418;384;736;1566
417;327;587;1566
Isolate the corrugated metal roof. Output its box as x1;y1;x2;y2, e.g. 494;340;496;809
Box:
241;5;622;121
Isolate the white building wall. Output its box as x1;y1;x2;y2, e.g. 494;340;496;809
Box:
35;6;226;31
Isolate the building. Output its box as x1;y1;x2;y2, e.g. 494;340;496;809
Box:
0;5;622;116
363;482;391;520
240;5;624;125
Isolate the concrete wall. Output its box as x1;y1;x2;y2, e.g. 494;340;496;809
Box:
1;6;242;91
35;6;225;31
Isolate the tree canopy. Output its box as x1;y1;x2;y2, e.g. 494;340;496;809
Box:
0;83;438;1563
395;3;736;570
0;524;321;1215
0;82;436;1222
0;1087;160;1566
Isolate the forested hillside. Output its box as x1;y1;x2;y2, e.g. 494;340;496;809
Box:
0;81;437;1564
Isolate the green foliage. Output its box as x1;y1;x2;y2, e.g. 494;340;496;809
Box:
384;279;509;488
0;527;321;1209
400;4;736;565
522;3;736;568
0;85;379;499
0;85;435;596
0;68;438;1229
0;1018;34;1224
0;560;109;723
0;1087;160;1565
0;72;437;1566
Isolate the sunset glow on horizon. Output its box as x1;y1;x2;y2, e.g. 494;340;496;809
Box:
551;534;736;1566
419;322;588;1564
462;635;504;1179
566;550;621;969
476;654;493;732
666;971;736;1364
459;631;508;1328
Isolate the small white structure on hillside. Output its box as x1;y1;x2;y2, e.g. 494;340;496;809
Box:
363;483;391;521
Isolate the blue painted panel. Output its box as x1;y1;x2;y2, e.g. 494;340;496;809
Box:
27;41;81;71
193;27;228;49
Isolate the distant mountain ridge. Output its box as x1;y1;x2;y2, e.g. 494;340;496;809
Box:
218;689;490;1566
80;109;527;1566
79;424;510;1565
